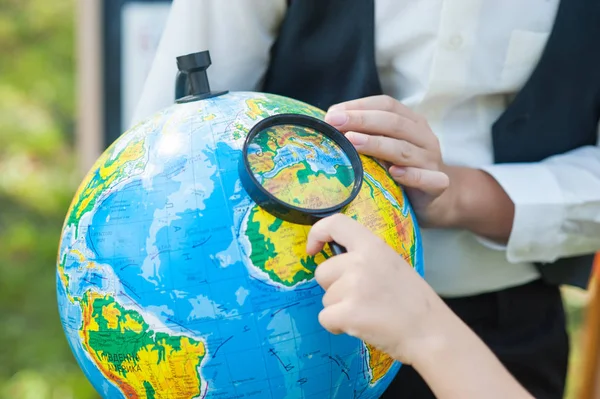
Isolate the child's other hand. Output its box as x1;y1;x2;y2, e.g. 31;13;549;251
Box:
324;96;455;228
306;214;447;365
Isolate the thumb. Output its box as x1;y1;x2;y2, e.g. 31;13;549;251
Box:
306;214;375;255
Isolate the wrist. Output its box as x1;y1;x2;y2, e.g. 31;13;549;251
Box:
438;166;496;228
439;165;515;242
408;301;466;368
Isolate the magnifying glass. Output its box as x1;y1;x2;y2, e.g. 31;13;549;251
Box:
238;113;364;255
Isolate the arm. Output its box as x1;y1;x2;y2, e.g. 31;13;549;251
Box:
307;215;533;399
325;96;600;263
413;307;532;399
130;0;286;126
471;145;600;263
413;308;533;399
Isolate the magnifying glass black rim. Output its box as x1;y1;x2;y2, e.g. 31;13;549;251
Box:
239;113;364;225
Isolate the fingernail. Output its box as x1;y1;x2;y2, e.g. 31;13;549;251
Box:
345;132;368;146
325;111;348;126
390;166;406;176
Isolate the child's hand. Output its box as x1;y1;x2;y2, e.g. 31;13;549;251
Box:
308;215;534;399
306;214;447;365
324;96;454;228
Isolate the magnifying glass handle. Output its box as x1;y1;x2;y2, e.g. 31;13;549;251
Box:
328;242;347;256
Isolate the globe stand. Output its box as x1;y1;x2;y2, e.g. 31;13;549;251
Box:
175;50;228;103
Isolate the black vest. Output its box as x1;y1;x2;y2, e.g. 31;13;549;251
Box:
262;0;599;289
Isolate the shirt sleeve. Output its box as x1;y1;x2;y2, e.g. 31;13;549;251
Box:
129;0;287;127
479;139;600;264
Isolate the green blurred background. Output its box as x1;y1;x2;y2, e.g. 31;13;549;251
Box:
0;1;590;398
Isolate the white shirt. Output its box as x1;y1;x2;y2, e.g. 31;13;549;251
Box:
132;0;600;297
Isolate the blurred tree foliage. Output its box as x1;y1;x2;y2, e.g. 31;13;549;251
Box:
0;0;97;397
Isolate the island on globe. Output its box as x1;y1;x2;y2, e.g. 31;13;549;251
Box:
57;91;424;399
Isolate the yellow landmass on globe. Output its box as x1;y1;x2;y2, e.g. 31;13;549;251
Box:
246;206;324;286
246;151;275;175
247;124;350;190
366;343;396;384
57;254;73;303
80;292;206;399
98;140;144;180
245;96;324;122
245;155;418;288
85;262;99;270
70;249;86;262
121;314;145;334
246;99;266;120
270;125;331;152
260;162;352;210
231;122;246;140
102;302;121;329
344;156;417;265
65;137;147;230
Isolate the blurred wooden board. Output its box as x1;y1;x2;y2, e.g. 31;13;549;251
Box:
579;253;600;399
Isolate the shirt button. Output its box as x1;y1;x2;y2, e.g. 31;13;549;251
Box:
449;35;463;49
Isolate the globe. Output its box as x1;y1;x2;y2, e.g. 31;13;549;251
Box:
57;91;424;399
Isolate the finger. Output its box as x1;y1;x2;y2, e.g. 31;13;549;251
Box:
322;272;355;307
314;255;348;291
318;303;353;335
307;214;375;254
305;234;326;256
328;95;419;123
389;167;450;197
321;285;340;308
325;110;428;148
346;132;434;169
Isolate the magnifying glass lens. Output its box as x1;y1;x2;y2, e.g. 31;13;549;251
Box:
246;124;356;210
240;114;364;256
